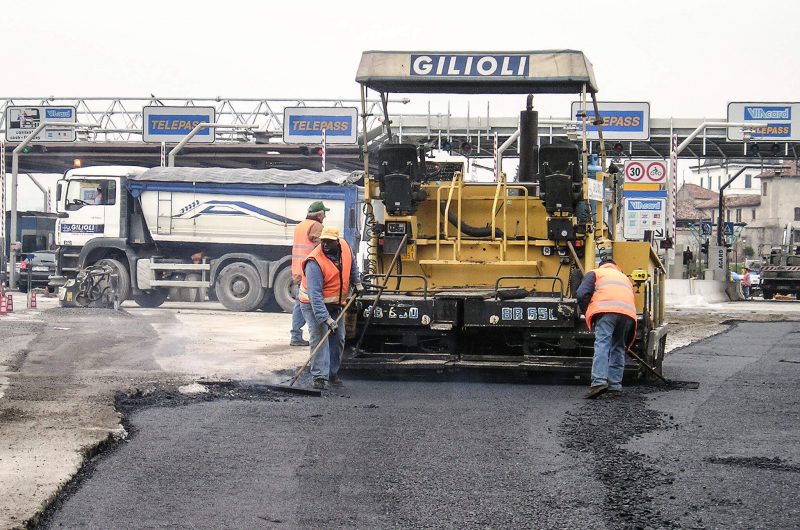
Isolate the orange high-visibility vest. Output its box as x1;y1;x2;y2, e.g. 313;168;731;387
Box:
291;219;322;277
298;239;352;306
585;263;637;330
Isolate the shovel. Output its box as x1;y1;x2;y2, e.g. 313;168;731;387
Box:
265;294;358;396
626;347;699;389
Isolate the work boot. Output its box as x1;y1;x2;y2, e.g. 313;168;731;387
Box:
606;388;623;398
312;378;326;390
329;375;343;386
290;339;310;347
583;384;608;399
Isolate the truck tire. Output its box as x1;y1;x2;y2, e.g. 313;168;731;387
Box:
96;258;130;302
215;262;265;312
272;266;296;313
762;290;774;300
133;289;168;308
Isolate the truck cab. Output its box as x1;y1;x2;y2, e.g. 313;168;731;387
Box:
55;166;146;282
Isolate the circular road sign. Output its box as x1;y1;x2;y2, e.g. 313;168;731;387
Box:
646;161;667;182
625;161;645;182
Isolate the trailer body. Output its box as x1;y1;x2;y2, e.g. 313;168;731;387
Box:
54;166;361;311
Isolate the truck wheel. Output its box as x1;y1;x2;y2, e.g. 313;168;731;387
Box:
96;258;130;302
215;262;265;312
272;266;296;313
762;290;774;300
133;289;168;308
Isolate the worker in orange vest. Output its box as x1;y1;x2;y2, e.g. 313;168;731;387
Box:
289;201;329;346
298;226;362;390
575;258;637;399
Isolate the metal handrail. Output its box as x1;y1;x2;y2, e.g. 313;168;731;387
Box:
494;275;565;301
363;274;429;299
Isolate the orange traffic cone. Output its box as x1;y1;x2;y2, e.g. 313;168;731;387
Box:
6;294;13;312
28;291;37;309
0;296;6;316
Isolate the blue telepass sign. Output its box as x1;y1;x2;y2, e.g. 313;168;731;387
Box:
282;107;358;144
727;102;800;141
570;101;650;141
142;106;216;143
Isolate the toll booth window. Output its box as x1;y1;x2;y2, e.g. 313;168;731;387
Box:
65;180;116;209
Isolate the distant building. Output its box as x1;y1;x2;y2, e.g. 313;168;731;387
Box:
747;161;800;257
685;159;784;196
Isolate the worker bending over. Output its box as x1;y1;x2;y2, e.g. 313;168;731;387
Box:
575;258;637;399
298;226;362;390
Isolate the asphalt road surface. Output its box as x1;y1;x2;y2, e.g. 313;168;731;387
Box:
40;320;800;529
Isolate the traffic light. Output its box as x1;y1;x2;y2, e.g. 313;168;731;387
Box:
441;140;452;154
612;142;624;156
701;240;709;255
460;141;472;155
770;143;781;156
748;143;760;157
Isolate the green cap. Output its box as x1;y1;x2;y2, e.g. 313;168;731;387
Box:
307;201;330;214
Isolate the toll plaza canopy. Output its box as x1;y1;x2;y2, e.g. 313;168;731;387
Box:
356;50;598;94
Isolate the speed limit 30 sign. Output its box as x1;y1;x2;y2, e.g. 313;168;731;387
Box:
624;160;666;184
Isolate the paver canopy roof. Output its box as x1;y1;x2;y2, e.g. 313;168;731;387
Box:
356;50;598;94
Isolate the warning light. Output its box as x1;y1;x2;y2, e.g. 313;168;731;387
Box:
441;140;452;153
770;143;781;156
748;144;761;157
73;158;82;168
460;141;472;155
612;142;624;155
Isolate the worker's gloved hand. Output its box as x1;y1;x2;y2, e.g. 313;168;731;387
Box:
355;283;365;296
325;317;338;333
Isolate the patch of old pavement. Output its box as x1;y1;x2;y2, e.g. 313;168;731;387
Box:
638;320;800;529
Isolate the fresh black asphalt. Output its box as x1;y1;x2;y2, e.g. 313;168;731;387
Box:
40;321;800;529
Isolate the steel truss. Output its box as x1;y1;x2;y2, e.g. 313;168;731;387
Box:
0;96;399;143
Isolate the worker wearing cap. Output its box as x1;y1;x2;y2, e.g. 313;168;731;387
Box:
298;226;362;389
289;201;329;346
575;258;637;399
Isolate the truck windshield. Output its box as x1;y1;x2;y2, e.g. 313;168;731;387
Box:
65;179;116;209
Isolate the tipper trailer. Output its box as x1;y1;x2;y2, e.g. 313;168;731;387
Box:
53;166;361;311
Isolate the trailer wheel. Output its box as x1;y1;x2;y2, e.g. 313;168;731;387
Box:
133;289;168;308
215;262;265;312
272;266;296;313
762;289;774;300
95;258;130;301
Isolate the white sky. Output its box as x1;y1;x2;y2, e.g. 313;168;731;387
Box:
4;0;800;209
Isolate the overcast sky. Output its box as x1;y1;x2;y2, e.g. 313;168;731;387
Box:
3;0;798;117
4;0;800;208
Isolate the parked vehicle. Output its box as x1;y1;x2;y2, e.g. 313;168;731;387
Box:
52;166;362;311
18;250;57;292
760;223;800;300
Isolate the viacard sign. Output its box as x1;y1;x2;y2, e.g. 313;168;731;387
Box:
728;102;799;141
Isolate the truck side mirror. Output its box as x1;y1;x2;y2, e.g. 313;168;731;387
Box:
55;180;66;213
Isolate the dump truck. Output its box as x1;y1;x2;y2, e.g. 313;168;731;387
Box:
760;223;800;300
343;50;667;378
52;166;361;310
